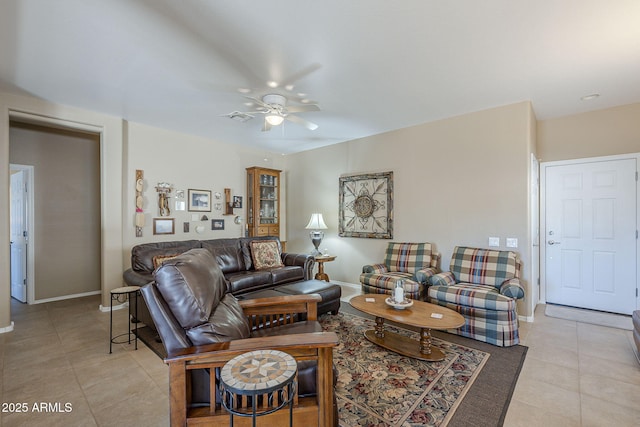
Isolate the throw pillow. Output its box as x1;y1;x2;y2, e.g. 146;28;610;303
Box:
152;254;181;269
250;240;283;270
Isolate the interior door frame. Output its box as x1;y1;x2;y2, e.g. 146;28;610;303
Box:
540;152;640;312
9;164;34;303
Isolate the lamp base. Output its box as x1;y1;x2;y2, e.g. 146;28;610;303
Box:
309;231;324;257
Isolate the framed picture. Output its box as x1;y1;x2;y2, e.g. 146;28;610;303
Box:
153;218;175;235
233;196;243;208
339;171;393;239
212;219;225;230
188;189;211;212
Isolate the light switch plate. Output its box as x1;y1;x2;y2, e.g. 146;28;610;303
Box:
488;237;500;247
506;238;518;248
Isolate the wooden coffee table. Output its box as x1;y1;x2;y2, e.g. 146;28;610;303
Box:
350;294;465;362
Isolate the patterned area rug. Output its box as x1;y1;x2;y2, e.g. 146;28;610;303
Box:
320;312;490;427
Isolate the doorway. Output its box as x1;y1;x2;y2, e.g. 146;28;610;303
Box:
9;121;102;303
541;154;638;315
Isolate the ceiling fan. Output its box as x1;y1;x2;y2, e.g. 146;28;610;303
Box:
225;93;320;132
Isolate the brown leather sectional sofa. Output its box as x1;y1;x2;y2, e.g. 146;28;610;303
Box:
123;236;340;330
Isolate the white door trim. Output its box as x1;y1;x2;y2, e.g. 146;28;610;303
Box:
540;152;639;312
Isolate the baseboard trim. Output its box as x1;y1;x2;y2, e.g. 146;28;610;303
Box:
32;290;101;305
0;321;15;334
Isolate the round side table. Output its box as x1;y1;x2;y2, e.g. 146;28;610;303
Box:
314;255;336;282
220;349;297;427
109;286;140;354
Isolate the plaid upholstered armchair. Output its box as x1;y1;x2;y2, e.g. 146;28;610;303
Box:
359;242;440;300
427;246;525;347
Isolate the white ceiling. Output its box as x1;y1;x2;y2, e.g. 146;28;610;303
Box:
1;0;639;154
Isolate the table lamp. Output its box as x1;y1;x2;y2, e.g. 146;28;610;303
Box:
305;213;328;256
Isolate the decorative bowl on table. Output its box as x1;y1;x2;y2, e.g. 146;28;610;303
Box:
385;297;414;310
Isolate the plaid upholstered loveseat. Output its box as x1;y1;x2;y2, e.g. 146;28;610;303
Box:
427;246;525;347
359;242;440;300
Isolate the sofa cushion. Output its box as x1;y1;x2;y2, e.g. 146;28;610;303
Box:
153;248;226;329
384;242;432;273
250;240;284;270
201;239;245;274
226;270;273;295
450;246;518;288
131;240;200;274
270;266;305;284
427;283;517;311
186;293;251;345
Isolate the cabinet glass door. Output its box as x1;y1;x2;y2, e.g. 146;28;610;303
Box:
259;173;278;225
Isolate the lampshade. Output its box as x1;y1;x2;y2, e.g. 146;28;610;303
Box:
265;114;284;126
305;213;328;230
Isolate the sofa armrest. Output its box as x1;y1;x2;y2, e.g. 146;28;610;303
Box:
415;267;440;284
239;294;322;322
282;252;315;280
362;263;387;274
123;268;153;287
165;331;338;427
500;278;525;299
429;271;456;286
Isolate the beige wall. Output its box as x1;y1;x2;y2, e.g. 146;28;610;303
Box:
121;121;286;264
10;122;101;300
538;102;640;161
285;101;537;317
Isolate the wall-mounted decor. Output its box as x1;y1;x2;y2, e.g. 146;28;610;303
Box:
183;222;189;233
155;182;173;216
212;219;225;230
233;195;243;208
339;171;393;239
224;188;234;215
175;200;186;211
134;169;145;237
153;218;175;235
175;190;185;199
188;189;211;212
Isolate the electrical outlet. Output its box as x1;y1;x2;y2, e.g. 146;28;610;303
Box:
506;238;518;248
488;237;500;247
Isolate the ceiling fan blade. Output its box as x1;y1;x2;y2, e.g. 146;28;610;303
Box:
285;104;320;113
285;114;318;131
262;119;272;132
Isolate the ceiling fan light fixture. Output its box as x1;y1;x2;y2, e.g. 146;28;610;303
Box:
265;114;285;126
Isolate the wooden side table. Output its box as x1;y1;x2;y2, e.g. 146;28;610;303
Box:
314;255;336;282
220;349;297;427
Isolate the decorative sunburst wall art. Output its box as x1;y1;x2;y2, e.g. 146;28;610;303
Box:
339;171;393;239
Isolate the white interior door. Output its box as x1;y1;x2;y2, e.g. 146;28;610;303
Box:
10;169;27;303
544;158;636;314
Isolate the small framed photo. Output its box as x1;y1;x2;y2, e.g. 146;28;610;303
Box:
233;196;243;208
175;190;185;199
212;219;225;230
188;189;211;212
153;218;175;235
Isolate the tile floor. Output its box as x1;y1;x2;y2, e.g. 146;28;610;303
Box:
0;284;638;426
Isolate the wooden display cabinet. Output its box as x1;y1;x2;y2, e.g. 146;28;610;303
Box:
246;167;281;237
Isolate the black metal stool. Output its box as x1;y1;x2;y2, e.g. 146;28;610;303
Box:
109;286;140;354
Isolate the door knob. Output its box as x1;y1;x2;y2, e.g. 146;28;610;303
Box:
548;240;561;245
